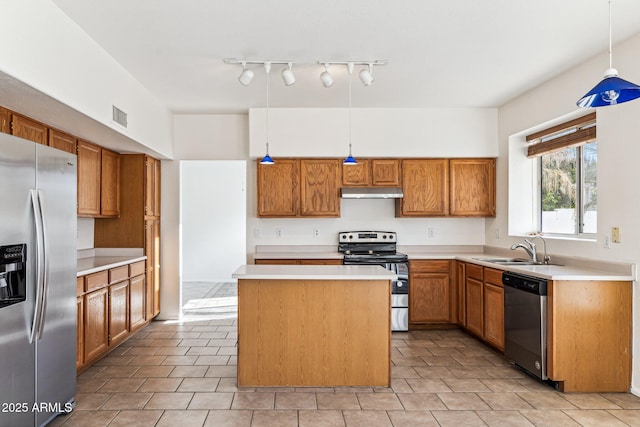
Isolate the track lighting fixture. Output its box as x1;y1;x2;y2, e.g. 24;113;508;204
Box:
281;63;295;86
238;61;254;86
577;0;640;107
320;63;334;88
359;63;374;86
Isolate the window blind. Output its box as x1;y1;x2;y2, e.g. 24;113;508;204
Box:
526;112;596;158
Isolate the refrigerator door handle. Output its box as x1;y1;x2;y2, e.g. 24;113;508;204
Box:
37;190;49;339
29;189;45;343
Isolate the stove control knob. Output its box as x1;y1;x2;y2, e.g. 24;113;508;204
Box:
348;234;353;239
382;235;387;239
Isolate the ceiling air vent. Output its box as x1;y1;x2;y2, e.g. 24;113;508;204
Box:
112;105;128;128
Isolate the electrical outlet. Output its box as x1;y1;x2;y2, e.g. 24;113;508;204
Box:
313;228;320;237
604;234;611;248
427;227;435;238
612;227;621;243
254;228;261;238
276;228;283;238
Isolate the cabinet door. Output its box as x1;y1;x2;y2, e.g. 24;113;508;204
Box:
129;274;146;331
300;159;340;217
465;277;484;337
101;149;120;217
456;262;466;326
108;280;129;347
483;283;504;350
77;140;102;216
84;288;108;363
0;107;10;134
76;296;84;370
144;156;161;217
398;159;449;216
410;273;450;322
371;159;401;186
145;218;161;318
11;113;48;145
48;129;77;154
450;158;496;217
257;159;299;217
342;159;370;186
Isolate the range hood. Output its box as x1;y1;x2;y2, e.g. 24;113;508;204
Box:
340;187;404;199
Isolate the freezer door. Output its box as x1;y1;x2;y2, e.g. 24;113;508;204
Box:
0;135;37;427
34;144;77;426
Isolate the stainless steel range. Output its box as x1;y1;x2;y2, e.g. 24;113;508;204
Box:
338;231;409;332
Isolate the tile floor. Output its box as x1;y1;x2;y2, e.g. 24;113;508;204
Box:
50;282;640;427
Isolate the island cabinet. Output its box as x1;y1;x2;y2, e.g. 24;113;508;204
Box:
408;260;456;327
449;158;496;217
77;140;120;218
342;159;401;187
547;280;632;392
257;158;340;217
397;159;449;216
95;154;162;320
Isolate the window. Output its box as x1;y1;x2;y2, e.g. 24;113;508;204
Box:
527;113;597;236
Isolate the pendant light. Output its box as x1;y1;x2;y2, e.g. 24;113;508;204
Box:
344;63;357;165
577;0;640;108
260;62;274;164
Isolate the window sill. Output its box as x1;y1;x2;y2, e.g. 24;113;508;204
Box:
510;234;597;243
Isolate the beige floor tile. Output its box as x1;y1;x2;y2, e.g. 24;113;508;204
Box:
316;392;361;410
131;365;175;378
154;346;189;356
250;409;298;427
122;346;158;356
97;378;145;393
390;379;413;394
179;338;210;346
178;377;221;392
449;366;494;379
186;346;221;356
480;378;531;392
231;392;275;409
422;355;461;367
169;365;209;377
427;347;464;356
443;378;491;392
160;355;199;365
397;393;447;410
609;409;640;426
476;410;534;426
342;410;392;427
431;410;487;426
205;365;237;377
57;409;118;427
108;409;163;427
298;409;345;427
356;393;403;410
100;392;153;410
392;356;429;366
189;391;235;409
93;365;140;378
602;393;640;409
145;331;176;339
207;338;238;347
486;367;527;379
519;409;581;426
396;346;432;357
217;346;238;355
386;410;439;427
73;392;111;410
413;366;454;379
434;339;468;348
406;378;452;393
172;331;203;339
128;355;167;365
156;409;209;427
562;393;623;409
391;366;420;379
138;377;184;392
563;409;630;426
452;355;496;366
204;409;253;427
515;392;576;410
195;355;230;365
151;338;182;347
93;355;134;366
216;377;243;392
76;377;108;393
478;392;534;410
437;392;491;410
198;331;229;339
145;391;194;409
275;392;317;409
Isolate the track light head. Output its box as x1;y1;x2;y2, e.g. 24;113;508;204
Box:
281;63;295;86
359;64;374;86
238;62;254;86
320;63;334;88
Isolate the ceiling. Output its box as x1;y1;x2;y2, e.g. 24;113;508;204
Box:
52;0;640;114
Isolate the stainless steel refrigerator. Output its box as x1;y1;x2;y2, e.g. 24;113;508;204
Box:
0;133;77;426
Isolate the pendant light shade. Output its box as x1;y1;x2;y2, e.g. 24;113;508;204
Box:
577;0;640;108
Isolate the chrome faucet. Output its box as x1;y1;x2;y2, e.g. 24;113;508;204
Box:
510;236;550;264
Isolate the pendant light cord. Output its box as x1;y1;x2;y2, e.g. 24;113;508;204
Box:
608;0;613;69
265;62;271;155
348;63;353;156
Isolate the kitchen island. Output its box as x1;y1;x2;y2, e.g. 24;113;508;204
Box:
232;264;397;387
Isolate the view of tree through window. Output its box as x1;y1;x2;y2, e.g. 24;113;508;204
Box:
540;141;597;234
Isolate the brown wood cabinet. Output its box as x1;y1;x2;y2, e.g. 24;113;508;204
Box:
408;260;455;327
48;128;77;154
108;280;129;347
342;159;400;187
257;159;300;217
257;158;340;217
464;263;484;337
77;141;120;218
101;148;121;217
482;268;504;350
129;273;146;331
83;286;109;364
0;107;10;134
10;113;48;145
145;218;161;318
397;159;449;216
76;295;84;370
456;261;466;326
450;158;496;217
145;156;161;217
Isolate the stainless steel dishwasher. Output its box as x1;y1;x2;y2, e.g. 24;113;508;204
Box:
503;271;548;380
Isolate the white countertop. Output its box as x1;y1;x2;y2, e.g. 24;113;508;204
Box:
253;251;343;260
77;248;146;277
232;264;398;280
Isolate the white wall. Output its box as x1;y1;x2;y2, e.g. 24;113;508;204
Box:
493;33;640;393
0;0;173;158
181;161;247;282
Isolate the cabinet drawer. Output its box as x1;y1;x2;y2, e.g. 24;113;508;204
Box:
129;261;145;277
77;276;85;295
410;260;450;273
85;270;108;292
466;263;484;281
109;266;129;284
484;268;503;286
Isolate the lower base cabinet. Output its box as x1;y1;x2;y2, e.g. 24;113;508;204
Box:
129;274;146;331
409;260;454;326
108;280;130;347
76;296;84;370
482;268;504;350
84;287;109;364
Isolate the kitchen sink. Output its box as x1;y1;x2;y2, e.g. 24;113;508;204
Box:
471;257;559;266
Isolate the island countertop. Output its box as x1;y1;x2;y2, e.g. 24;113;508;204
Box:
232;264;398;281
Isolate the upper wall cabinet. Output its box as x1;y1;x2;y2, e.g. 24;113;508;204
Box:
450;158;496;217
397;159;449;216
145;156;161;218
342;159;401;187
0;107;10;134
11;113;48;146
48;128;77;155
77;140;120;218
257;159;340;218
